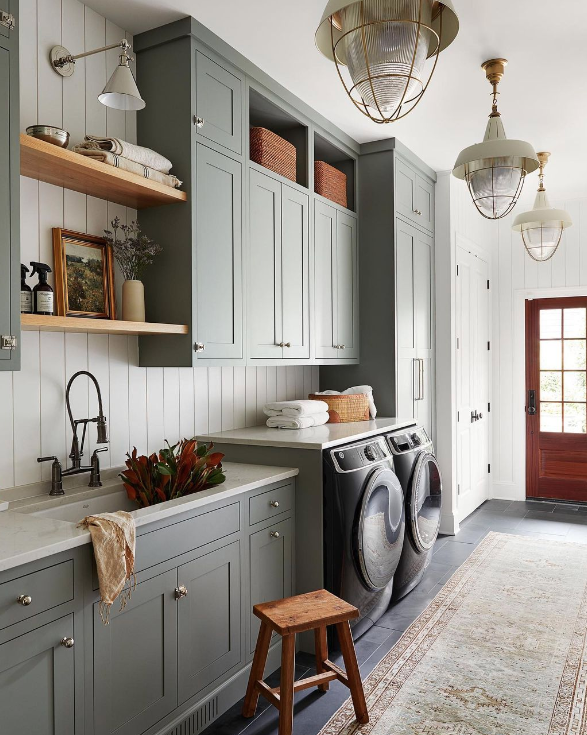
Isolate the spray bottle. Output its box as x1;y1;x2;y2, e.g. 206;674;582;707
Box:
20;264;32;313
30;262;54;316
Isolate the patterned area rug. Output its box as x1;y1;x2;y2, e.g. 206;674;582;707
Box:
320;532;587;735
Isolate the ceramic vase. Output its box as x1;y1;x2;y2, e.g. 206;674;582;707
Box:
122;280;145;322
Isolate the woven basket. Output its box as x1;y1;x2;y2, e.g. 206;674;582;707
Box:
314;161;347;208
250;127;297;182
308;393;370;423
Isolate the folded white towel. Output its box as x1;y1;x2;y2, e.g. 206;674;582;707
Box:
266;412;330;430
263;400;329;418
83;135;173;174
315;385;377;418
73;146;182;189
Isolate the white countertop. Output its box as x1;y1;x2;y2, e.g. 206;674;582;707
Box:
198;417;417;451
0;462;298;574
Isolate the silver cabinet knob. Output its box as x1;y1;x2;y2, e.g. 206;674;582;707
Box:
194;342;205;353
194;116;205;128
413;209;422;216
278;342;285;348
17;595;32;606
339;345;345;350
61;637;74;648
175;585;188;600
270;500;279;508
270;531;280;539
284;342;291;348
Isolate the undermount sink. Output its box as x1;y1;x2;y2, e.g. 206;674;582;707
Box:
28;489;136;524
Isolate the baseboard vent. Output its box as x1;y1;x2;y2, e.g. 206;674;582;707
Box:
164;697;219;735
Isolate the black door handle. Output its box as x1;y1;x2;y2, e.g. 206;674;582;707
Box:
528;390;537;415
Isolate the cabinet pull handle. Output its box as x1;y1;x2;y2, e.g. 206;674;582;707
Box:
61;637;75;648
175;585;188;600
413;359;420;401
17;594;32;606
194;116;205;128
270;531;280;539
194;342;205;353
419;359;424;401
270;500;280;508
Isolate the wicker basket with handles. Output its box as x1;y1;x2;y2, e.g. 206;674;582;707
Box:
250;127;297;182
308;393;370;423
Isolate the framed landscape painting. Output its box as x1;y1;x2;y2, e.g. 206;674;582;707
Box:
52;229;116;318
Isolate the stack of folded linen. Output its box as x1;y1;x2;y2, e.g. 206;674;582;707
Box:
73;135;182;189
263;400;330;430
315;385;377;418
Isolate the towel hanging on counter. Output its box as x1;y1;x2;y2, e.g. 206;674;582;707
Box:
79;511;136;624
82;135;173;174
266;412;330;430
263;399;329;418
315;385;377;418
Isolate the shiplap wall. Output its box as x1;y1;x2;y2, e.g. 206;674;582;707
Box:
0;0;318;490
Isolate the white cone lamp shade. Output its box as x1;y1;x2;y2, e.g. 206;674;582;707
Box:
315;0;459;123
452;59;539;219
512;153;572;262
98;55;145;111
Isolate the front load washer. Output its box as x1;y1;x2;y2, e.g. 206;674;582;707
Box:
386;426;442;601
323;436;405;640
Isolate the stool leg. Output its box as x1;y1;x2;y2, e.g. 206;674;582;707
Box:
314;626;329;692
279;634;296;735
336;622;369;725
242;621;272;718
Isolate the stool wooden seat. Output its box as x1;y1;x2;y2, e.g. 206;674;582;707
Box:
242;589;368;735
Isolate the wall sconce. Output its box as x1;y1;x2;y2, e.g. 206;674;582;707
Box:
50;38;145;111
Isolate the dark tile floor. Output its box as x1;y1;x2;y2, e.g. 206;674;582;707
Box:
205;499;587;735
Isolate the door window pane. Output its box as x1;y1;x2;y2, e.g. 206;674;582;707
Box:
540;371;562;401
540;340;562;370
540;309;562;339
564;340;587;370
564;372;587;402
540;402;562;432
564;403;587;433
564;308;586;338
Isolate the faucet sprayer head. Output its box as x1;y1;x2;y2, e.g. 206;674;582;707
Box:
96;415;108;444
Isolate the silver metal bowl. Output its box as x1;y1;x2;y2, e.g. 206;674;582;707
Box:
26;125;70;148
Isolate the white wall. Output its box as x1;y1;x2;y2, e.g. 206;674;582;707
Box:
0;0;318;491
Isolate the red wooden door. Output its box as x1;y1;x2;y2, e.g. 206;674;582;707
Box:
526;297;587;500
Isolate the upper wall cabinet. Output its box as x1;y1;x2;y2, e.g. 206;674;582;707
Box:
395;157;434;234
0;0;19;371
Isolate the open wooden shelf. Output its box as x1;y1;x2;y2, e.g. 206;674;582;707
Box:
20;134;188;209
22;314;188;336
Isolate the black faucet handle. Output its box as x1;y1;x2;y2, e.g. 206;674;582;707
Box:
92;447;108;456
37;457;64;496
89;447;108;488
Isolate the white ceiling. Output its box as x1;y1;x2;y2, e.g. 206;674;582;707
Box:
88;0;587;200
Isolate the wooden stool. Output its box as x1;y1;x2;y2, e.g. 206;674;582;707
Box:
242;589;368;735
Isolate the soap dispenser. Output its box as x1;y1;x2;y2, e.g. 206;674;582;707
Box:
20;264;32;313
30;262;54;316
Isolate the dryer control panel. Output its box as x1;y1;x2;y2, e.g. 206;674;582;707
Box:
387;427;431;455
331;437;391;473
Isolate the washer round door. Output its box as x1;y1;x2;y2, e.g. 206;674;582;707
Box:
355;467;405;591
409;452;442;552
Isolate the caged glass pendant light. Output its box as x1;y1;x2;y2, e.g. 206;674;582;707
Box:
452;59;539;219
512;152;572;262
315;0;459;124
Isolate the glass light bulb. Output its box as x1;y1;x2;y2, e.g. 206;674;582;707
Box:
522;222;563;262
465;156;525;219
338;0;434;115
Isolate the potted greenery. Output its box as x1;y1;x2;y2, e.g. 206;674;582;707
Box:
104;217;162;322
120;440;226;508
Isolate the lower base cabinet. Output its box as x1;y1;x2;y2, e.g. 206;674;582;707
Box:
0;614;76;735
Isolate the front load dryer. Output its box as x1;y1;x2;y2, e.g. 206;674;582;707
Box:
323;436;405;640
386;426;442;601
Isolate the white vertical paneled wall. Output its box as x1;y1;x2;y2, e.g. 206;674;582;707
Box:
0;0;318;491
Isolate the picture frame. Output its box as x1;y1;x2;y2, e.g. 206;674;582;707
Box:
52;228;116;319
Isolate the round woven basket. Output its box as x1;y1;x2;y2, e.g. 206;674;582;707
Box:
308;393;370;423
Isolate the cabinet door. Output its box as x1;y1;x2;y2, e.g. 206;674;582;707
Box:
93;570;178;735
413;227;434;434
196;144;243;360
177;541;241;704
281;185;310;359
314;201;338;359
394;158;417;225
395;217;416;419
0;615;75;735
249;169;283;359
415;175;434;233
195;50;242;154
249;518;292;653
336;211;359;359
0;15;19;371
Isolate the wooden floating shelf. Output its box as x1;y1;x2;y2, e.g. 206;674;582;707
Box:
22;314;189;337
20;134;188;209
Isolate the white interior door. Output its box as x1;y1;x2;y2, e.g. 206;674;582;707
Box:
456;246;490;520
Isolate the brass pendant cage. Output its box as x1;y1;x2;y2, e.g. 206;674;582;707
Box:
463;158;527;220
522;225;564;262
328;0;444;124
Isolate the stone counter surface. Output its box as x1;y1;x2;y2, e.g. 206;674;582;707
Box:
0;462;298;573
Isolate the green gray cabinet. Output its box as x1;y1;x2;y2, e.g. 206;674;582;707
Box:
395;157;435;234
0;0;19;371
0;614;75;734
314;201;359;361
248;169;309;360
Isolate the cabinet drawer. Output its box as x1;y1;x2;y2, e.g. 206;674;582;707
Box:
135;502;240;572
0;560;74;630
249;483;294;526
